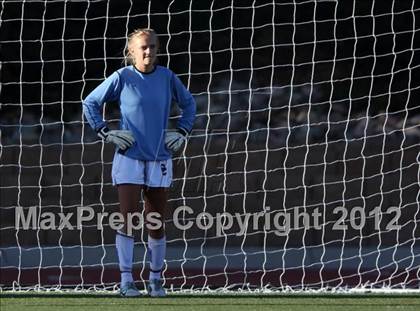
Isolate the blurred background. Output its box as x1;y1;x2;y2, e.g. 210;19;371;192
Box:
0;0;419;291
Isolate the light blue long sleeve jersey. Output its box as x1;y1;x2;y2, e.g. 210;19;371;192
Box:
83;65;196;161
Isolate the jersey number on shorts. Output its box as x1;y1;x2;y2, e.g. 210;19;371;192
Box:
160;163;167;176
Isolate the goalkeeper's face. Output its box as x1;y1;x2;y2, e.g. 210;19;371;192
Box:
129;33;158;72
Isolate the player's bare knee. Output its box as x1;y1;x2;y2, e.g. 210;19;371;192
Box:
148;227;165;239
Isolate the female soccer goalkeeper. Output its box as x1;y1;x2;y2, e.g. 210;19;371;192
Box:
83;28;196;297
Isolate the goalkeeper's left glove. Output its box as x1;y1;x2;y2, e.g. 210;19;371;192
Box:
97;126;135;151
165;128;188;152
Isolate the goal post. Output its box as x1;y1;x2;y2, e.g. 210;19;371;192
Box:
0;0;419;293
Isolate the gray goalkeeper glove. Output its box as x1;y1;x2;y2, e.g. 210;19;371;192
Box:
165;128;188;152
97;127;135;151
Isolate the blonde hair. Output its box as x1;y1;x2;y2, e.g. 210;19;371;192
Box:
124;28;159;65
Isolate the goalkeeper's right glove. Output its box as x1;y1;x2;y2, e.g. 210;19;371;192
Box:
165;128;188;152
97;127;135;151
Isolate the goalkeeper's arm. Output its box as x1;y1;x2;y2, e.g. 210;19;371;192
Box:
82;71;135;151
165;72;196;153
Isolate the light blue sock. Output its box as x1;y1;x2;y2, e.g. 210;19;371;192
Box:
148;235;166;280
116;231;134;285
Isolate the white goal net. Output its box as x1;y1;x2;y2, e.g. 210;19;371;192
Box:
0;0;419;292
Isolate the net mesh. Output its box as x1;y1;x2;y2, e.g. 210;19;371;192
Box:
0;0;419;292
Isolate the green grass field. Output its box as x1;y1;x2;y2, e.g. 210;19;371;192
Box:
1;295;420;311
